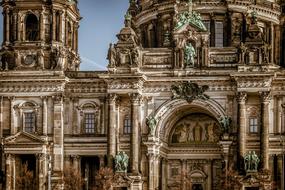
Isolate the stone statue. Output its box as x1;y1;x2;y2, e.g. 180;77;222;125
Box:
184;42;195;66
244;151;260;172
261;43;271;64
130;47;139;66
115;151;129;173
146;116;157;136
219;116;231;134
239;42;247;64
107;43;117;67
251;151;260;171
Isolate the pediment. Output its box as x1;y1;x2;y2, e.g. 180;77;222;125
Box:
5;132;46;145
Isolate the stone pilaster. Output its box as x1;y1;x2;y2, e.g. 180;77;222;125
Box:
144;137;162;190
42;96;48;136
52;95;64;172
161;158;168;190
237;92;247;167
260;91;271;170
130;93;141;174
37;153;47;190
108;94;119;166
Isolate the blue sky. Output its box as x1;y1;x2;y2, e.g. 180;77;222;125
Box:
0;0;129;71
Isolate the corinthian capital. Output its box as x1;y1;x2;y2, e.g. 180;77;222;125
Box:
259;91;272;103
237;92;247;103
108;94;119;104
129;93;141;104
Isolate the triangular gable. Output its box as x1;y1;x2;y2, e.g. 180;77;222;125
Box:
174;11;207;33
5;132;46;145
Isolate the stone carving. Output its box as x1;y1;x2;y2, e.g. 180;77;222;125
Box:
171;114;220;143
184;42;195;66
115;151;129;173
107;43;117;67
219;116;231;134
130;47;139;66
174;0;207;32
244;151;260;172
171;81;209;103
146;116;157;136
261;43;271;64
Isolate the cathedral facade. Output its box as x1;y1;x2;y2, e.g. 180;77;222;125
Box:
0;0;285;189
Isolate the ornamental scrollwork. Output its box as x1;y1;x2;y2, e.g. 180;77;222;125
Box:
171;81;209;103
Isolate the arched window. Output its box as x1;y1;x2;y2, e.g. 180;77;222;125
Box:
123;116;132;134
16;102;39;133
247;107;259;134
26;14;39;41
78;102;100;135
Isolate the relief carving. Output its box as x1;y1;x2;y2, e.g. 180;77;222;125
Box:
171;114;220;144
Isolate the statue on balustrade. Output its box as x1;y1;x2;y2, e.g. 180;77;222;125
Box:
115;151;129;173
244;151;260;172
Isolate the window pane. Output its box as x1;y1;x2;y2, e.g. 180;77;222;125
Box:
84;113;95;134
249;118;258;133
24;112;35;133
124;117;132;134
215;22;223;47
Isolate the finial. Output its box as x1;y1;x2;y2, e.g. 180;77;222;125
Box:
188;0;193;15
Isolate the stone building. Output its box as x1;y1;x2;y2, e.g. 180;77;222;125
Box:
0;0;285;189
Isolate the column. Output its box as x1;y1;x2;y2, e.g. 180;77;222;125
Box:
4;8;10;45
277;97;282;134
260;91;271;170
37;154;47;190
42;97;48;136
237;92;247;168
145;138;161;190
40;9;45;42
99;97;105;135
0;96;3;138
108;94;118;166
271;23;274;64
17;12;21;41
206;160;212;190
147;154;160;190
52;10;56;41
161;158;168;190
52;96;64;172
72;98;79;135
9;97;17;135
60;11;66;43
5;154;15;190
131;93;141;174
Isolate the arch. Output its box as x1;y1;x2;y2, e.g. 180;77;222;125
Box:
25;13;39;41
152;98;226;140
18;101;39;109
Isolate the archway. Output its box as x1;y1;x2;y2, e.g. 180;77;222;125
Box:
146;99;227;190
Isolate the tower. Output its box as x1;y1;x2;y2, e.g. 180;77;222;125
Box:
0;0;81;71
